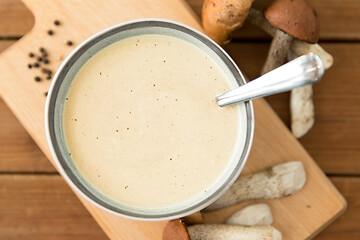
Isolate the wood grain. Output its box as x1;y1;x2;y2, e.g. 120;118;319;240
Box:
0;175;356;240
0;0;34;38
2;0;360;40
0;174;108;240
0;0;346;239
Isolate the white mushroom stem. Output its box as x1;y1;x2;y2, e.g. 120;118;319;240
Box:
205;161;306;211
247;8;333;69
188;224;282;240
288;50;315;138
225;203;273;226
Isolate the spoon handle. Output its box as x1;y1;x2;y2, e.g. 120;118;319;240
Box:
217;53;324;107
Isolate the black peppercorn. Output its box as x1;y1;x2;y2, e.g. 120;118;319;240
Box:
33;63;40;68
46;74;52;80
35;76;41;81
39;47;45;53
43;59;49;64
54;20;60;26
37;57;42;62
29;52;34;58
46;69;52;74
66;40;73;46
28;64;32;69
47;30;54;35
45;92;48;96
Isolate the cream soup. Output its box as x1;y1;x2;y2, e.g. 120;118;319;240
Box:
63;34;240;209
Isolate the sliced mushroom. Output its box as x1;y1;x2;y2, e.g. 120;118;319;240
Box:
202;0;254;45
204;161;306;211
163;219;282;240
225;203;274;226
261;0;320;74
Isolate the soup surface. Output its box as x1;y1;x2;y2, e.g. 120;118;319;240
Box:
63;34;241;209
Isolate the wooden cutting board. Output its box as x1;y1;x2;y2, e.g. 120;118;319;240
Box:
0;0;346;239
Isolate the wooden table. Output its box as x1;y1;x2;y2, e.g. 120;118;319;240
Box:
0;0;359;239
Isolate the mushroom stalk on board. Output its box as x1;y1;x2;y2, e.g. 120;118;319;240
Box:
163;219;282;240
260;0;320;75
204;161;306;211
288;50;315;138
225;203;273;226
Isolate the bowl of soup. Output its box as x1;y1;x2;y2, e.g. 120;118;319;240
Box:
45;19;254;221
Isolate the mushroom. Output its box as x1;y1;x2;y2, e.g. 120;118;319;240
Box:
225;203;273;226
204;161;306;211
202;0;254;45
286;50;315;138
260;0;320;74
201;3;333;69
184;203;273;226
163;219;282;240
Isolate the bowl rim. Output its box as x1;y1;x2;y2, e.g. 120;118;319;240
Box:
44;18;254;221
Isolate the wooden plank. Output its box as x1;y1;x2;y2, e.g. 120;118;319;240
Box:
2;0;360;40
0;174;108;240
0;174;356;240
224;42;360;174
0;0;34;38
186;0;360;41
0;1;345;239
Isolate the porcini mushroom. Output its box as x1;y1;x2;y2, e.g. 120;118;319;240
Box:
225;203;274;226
202;0;254;45
261;0;320;74
246;8;332;69
204;161;306;211
163;219;282;240
201;2;333;69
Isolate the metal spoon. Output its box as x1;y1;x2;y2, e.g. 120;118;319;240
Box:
217;53;324;107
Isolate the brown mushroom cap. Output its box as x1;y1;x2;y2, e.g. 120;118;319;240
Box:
163;219;190;240
264;0;320;43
